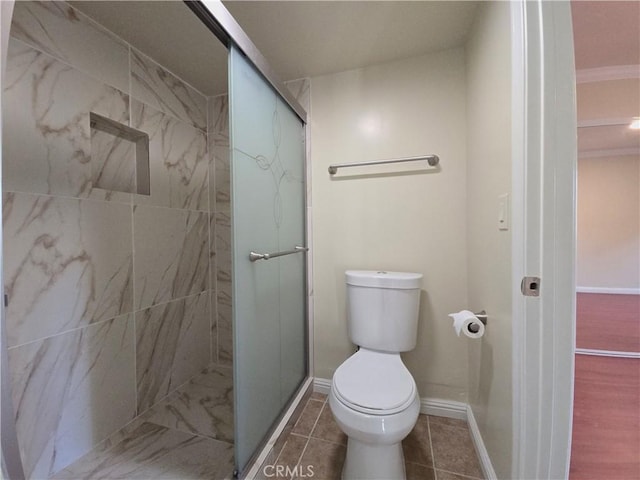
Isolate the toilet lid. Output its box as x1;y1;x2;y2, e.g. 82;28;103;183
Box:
332;350;416;415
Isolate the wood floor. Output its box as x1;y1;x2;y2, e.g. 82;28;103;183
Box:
571;293;640;479
570;355;640;480
576;293;640;352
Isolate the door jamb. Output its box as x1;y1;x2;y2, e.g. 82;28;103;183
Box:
511;1;577;478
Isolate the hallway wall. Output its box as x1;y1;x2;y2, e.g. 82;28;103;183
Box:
577;154;640;290
576;77;640;291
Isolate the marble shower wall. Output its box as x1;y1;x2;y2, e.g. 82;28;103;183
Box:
209;94;231;366
2;2;226;478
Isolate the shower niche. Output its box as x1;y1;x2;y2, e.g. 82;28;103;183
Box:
90;112;150;195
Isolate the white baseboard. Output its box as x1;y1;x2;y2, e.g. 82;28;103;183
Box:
313;377;332;395
576;64;640;83
467;405;498;480
576;286;640;295
420;397;467;420
576;348;640;359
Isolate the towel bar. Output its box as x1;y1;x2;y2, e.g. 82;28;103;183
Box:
328;154;439;175
249;245;308;262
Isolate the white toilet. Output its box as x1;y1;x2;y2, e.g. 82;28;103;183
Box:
329;270;423;480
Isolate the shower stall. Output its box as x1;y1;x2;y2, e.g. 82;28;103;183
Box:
0;1;309;478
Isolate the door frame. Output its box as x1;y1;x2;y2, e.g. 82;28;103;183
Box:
511;1;577;479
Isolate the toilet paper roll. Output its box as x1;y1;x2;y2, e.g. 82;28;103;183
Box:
448;310;485;339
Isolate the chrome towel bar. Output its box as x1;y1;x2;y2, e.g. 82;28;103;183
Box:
249;245;308;262
328;154;439;175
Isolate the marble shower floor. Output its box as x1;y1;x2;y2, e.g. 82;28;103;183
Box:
53;364;234;479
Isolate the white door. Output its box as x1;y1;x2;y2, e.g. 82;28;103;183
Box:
512;1;577;479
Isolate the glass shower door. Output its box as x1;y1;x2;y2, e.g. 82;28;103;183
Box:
228;46;306;474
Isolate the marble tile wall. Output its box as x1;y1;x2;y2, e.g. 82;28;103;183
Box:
9;1;130;92
133;206;209;311
209;94;232;366
8;315;136;479
3;192;134;347
283;78;313;373
136;292;210;411
3;38;130;198
131;50;207;131
2;2;224;478
131;100;209;211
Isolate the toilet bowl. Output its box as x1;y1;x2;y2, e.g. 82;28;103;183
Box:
329;349;420;479
329;271;423;480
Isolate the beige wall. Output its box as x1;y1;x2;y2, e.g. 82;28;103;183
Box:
576;77;640;290
309;5;514;475
310;48;471;401
577;155;640;288
577;79;640;120
465;2;513;478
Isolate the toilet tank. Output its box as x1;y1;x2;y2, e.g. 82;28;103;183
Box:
345;271;422;352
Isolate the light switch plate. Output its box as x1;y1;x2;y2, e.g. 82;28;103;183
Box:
498;193;510;231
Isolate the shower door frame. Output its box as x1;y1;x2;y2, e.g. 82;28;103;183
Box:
186;1;307;124
186;1;311;476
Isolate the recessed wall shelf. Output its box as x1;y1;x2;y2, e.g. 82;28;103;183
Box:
90;112;150;195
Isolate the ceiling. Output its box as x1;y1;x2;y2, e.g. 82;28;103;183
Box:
571;1;640;70
70;1;229;95
68;0;639;155
224;1;478;81
571;1;640;155
71;1;479;97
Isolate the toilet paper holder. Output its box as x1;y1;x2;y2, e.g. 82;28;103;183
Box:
474;310;488;325
467;310;487;334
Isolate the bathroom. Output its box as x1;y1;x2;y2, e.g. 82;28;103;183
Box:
1;1;566;479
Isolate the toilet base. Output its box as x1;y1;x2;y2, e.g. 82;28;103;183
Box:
342;438;405;480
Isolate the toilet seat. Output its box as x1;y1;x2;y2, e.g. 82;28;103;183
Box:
332;349;416;416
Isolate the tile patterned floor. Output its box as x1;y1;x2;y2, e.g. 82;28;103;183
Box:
53;377;483;480
260;392;484;480
53;364;234;479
